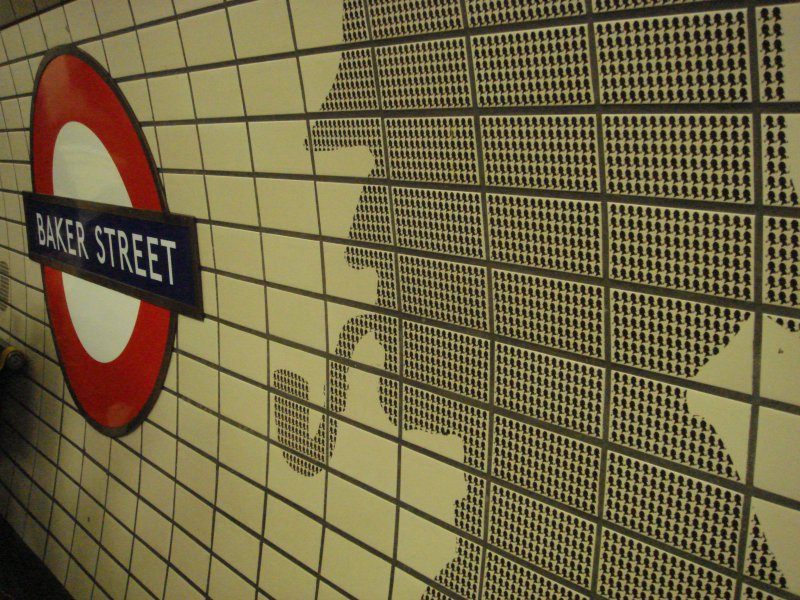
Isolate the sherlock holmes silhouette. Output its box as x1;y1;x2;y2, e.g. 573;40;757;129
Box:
271;1;793;598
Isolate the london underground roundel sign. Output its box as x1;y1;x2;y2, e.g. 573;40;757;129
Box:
31;48;180;436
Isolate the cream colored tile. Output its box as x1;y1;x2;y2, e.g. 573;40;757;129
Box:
135;488;172;556
220;422;267;484
103;32;145;78
323;242;379;304
93;0;133;33
170;527;210;591
178;354;219;411
101;512;133;565
217;275;266;331
130;0;174;24
118;80;153;123
263;234;322;292
300;51;344;112
212;514;259;580
249;121;312;174
130;540;167;597
174;0;222;11
397;509;459;583
164;173;208;219
149;389;178;434
216;468;264;532
211;225;263;279
96;550;127;600
0;68;13;98
19;18;46;54
263;495;322;568
174;482;213;545
762;315;800;406
326;474;394;556
149;74;194;121
105;477;137;529
220;373;268;434
229;0;293;58
289;0;346;49
198;123;251;172
139;21;186;73
749;499;800;594
756;408;800;500
126;577;154;600
179;400;218;457
256;177;317;234
207;175;258;225
40;8;71;47
201;271;218;316
329;420;397;495
266;288;326;350
177;441;217;501
0;27;24;61
259;545;316;600
9;61;32;95
220;323;268;384
197;222;214;267
321;530;391;600
190;66;244;118
208;558;254;600
141;464;176;519
156;125;202;170
78;40;107;69
65;557;94;599
65;0;99;41
165;570;204;600
142;423;176;476
177;313;219;364
179;10;234;67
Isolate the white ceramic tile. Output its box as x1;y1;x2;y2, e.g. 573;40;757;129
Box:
755;408;800;500
259;545;316;600
93;0;133;33
263;495;322;568
248;120;312;174
138;21;186;73
229;0;293;58
326;474;395;555
139;461;175;515
40;8;72;47
176;442;217;502
263;233;322;292
299;51;343;112
219;421;267;484
217;274;266;331
219;323;268;384
289;0;346;49
179;10;235;67
103;32;145;78
130;0;174;24
256;177;318;234
118;80;153;122
266;288;326;350
178;354;219;411
174;482;213;545
198;123;251;172
208;557;255;600
163;173;209;219
149;74;194;121
178;400;218;458
18;18;46;54
216;467;264;532
321;530;391;600
64;0;99;41
212;513;260;580
129;539;167;597
156;125;202;170
190;66;244;118
169;527;210;591
220;373;268;435
207;175;258;226
211;225;263;279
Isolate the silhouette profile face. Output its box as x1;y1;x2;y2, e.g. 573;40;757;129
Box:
271;1;800;597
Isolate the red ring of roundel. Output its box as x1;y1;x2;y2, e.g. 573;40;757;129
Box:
32;49;174;435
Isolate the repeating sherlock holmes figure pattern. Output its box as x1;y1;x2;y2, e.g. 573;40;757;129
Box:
0;1;798;600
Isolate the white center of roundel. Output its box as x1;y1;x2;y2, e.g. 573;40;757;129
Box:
53;121;140;363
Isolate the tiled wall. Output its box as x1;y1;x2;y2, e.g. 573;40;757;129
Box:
0;0;798;599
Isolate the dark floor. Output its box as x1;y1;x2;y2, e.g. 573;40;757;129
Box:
0;518;70;600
